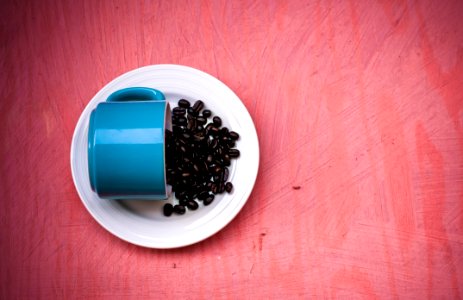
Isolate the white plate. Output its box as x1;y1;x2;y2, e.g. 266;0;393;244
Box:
70;64;259;249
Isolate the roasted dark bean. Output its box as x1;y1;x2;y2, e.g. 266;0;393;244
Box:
198;191;209;200
186;200;199;210
178;99;190;108
223;154;231;166
173;107;186;116
173;205;186;215
211;184;218;194
204;195;214;206
192;100;204;113
213;116;222;127
229;131;240;140
225;182;233;193
213;166;222;174
220;127;229;135
223;168;229;182
187;107;198;116
163;203;174;216
196;117;207;125
177;117;187;125
228;149;240;158
202;109;212;118
208;126;219;136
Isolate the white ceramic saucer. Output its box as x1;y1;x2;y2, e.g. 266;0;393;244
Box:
70;64;259;248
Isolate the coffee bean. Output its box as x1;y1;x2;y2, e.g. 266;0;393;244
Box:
213;166;222;174
173;107;186;116
223;154;231;166
173;205;186;215
220;127;229;135
228;149;240;158
223;168;229;182
225;182;233;193
163;203;174;216
202;109;212;118
196;117;207;125
178;99;190;108
187;107;198;116
229;131;240;140
204;195;214;206
213;116;222;127
177;117;187;125
192;100;204;113
186;200;199;210
211;184;218;194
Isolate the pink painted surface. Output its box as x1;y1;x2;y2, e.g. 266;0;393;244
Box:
1;0;463;298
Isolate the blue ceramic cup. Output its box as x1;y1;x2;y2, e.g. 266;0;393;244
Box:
88;87;171;200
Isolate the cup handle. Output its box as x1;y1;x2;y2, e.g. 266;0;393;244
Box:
106;87;166;102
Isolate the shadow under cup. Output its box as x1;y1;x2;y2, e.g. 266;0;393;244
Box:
88;100;172;200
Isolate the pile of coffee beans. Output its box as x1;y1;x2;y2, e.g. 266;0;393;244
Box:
163;99;240;217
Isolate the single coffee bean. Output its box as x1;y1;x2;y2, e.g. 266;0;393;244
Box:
178;99;190;108
220;127;229;135
177;116;187;125
208;126;219;136
223;154;231;166
202;109;212;118
213;166;222;174
211;184;218;194
193;134;205;142
198;191;209;200
223;168;229;182
186;200;199;210
213;116;222;127
192;100;204;113
196;117;207;125
174;205;186;215
176;191;186;200
173;107;186;116
163;203;174;216
228;149;240;158
229;131;240;140
218;182;225;194
225;182;233;193
204;195;215;206
187;107;198;116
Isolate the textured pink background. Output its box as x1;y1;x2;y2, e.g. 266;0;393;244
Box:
1;0;463;298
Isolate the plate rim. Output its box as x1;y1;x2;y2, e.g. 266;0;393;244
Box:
70;64;259;249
